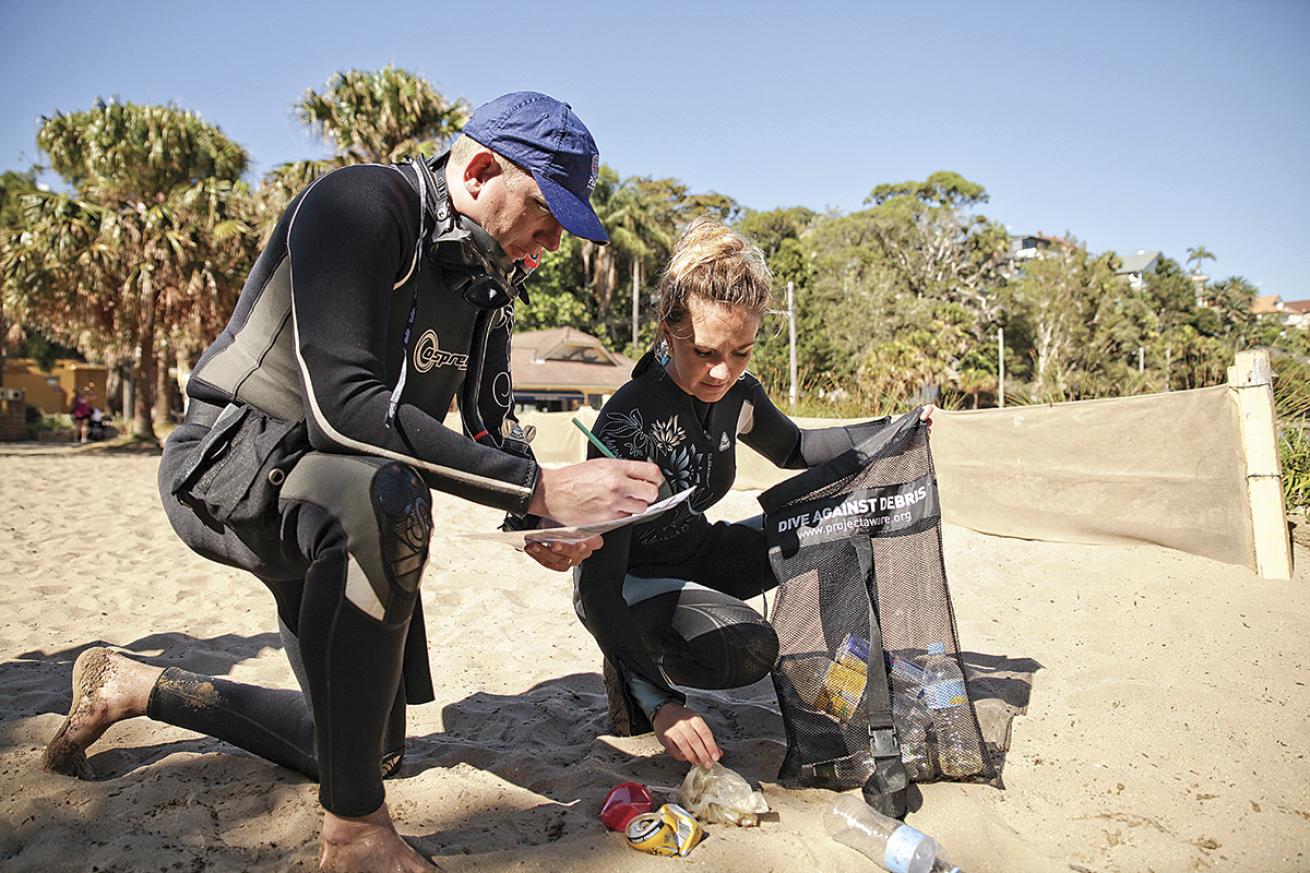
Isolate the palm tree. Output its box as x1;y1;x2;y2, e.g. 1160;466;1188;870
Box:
1186;244;1216;277
256;67;469;239
605;178;676;349
1;100;253;441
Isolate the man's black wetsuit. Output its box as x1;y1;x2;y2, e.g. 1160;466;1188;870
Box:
574;352;887;730
155;157;536;816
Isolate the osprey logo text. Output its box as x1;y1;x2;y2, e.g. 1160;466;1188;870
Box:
719;433;731;452
412;330;468;373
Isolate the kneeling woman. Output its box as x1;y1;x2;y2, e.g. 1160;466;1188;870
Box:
569;218;930;768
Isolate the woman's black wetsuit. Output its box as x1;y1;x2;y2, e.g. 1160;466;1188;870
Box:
574;352;887;729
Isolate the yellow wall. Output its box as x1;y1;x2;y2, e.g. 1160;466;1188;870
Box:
3;358;109;415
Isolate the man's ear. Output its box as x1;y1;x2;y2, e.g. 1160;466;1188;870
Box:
462;150;501;199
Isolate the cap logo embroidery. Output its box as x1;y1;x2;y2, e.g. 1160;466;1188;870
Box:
587;154;599;196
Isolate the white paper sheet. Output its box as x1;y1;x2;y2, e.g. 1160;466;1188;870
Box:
463;487;695;548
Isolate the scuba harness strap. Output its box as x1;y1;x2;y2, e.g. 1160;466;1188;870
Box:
384;155;534;454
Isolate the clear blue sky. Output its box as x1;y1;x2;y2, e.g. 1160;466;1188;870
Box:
3;0;1307;297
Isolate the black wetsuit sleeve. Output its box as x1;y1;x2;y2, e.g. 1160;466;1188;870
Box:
739;380;890;468
287;166;539;514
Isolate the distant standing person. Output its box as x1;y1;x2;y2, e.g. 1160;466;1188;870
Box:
69;386;94;443
42;92;661;873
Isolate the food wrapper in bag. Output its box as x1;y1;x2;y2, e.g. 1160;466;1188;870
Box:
678;762;770;827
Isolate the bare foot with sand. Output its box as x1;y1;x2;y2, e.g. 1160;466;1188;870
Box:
42;646;164;779
320;804;440;872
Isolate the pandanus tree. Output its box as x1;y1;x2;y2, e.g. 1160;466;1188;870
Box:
0;169;39;386
0;100;254;440
255;66;469;241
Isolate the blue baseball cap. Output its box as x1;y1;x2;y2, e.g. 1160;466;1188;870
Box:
463;91;609;244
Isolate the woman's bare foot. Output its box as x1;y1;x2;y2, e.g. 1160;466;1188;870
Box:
320;804;438;872
42;646;164;779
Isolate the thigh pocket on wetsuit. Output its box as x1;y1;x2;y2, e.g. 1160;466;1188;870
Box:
170;404;310;526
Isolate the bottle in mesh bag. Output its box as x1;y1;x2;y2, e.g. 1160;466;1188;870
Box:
893;689;934;781
888;654;934;780
920;642;983;777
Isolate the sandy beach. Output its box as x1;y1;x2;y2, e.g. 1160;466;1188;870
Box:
1;444;1308;872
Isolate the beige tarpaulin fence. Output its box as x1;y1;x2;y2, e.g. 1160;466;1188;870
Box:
510;365;1285;577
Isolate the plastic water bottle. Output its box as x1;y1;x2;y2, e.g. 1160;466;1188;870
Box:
824;795;962;873
920;642;983;778
887;655;935;780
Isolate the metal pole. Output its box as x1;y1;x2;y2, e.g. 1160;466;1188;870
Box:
998;327;1006;409
787;281;797;408
631;259;639;350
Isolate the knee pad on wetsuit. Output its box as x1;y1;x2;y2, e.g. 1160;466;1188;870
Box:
683;619;779;688
370;462;432;598
639;587;780;690
282;455;432;626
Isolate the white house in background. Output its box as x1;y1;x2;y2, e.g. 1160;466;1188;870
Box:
1116;250;1162;290
1006;232;1062;261
1276;299;1310;329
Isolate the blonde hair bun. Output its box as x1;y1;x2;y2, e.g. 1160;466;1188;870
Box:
656;217;772;326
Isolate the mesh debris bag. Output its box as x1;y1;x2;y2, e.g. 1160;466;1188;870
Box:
759;410;996;815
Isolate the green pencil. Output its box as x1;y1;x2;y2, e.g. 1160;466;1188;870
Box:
572;417;617;459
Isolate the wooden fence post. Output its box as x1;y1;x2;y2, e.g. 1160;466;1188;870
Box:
1228;350;1293;579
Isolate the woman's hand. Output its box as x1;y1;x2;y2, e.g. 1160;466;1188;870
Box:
652;703;722;769
524;535;602;572
920;404;937;430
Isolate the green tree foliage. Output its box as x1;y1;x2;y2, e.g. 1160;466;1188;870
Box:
298;65;469;165
0;170;38;227
999;240;1127;400
256;67;469;241
0;169;39;381
1;100;254;440
738;207;821;389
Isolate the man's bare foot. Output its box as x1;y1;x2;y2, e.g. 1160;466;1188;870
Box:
42;646;164;779
320;804;438;872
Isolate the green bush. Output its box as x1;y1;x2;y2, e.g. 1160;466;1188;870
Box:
1273;357;1310;512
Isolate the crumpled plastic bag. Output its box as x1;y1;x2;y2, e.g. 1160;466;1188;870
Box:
677;762;770;827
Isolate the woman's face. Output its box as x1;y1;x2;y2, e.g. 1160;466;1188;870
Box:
663;297;763;403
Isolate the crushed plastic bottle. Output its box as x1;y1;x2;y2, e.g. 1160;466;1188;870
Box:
919;642;983;778
678;761;770;826
825;795;963;873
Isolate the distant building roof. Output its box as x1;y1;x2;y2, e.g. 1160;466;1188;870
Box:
1116;250;1161;275
1282;300;1310;314
1251;295;1284;315
511;327;636;393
